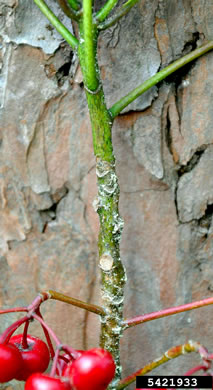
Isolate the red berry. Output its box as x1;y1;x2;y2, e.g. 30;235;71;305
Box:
0;343;23;383
10;334;50;381
25;373;72;390
67;348;115;390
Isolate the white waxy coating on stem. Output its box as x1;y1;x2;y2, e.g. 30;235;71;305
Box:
99;253;114;271
92;195;100;212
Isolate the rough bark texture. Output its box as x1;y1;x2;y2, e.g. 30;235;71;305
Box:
1;0;213;388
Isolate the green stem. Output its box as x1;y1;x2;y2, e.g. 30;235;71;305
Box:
85;90;114;160
81;0;99;91
123;296;213;328
98;0;141;30
33;0;79;50
116;341;202;389
109;40;213;118
95;0;119;23
67;0;81;12
78;5;126;380
57;0;80;21
84;88;126;387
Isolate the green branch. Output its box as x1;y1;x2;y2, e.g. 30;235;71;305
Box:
116;341;202;389
98;0;141;30
109;40;213;119
33;0;79;51
95;0;119;23
80;0;99;91
57;0;80;21
67;0;81;12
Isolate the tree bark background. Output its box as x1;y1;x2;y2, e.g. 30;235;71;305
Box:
1;0;213;388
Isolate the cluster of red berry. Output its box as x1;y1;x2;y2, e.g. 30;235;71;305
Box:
0;293;116;390
0;331;115;389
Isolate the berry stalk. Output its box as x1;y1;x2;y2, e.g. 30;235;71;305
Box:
21;320;30;349
0;307;27;315
0;316;29;344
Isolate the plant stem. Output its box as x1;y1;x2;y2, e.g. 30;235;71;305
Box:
0;307;27;314
50;347;60;377
98;0;141;30
32;312;62;346
47;289;105;316
27;292;49;313
123;296;213;328
61;345;80;360
84;90;114;160
80;0;99;91
33;0;79;50
78;85;127;386
109;40;213;118
67;0;81;12
78;6;126;382
36;308;55;359
0;316;29;344
57;0;80;21
184;364;207;376
95;0;119;23
21;320;30;349
116;341;202;389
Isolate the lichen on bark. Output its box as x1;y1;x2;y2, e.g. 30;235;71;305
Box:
77;4;127;381
85;88;127;385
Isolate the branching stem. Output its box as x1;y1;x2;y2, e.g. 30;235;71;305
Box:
32;312;62;346
0;316;29;344
30;2;213;388
109;40;213;118
33;0;79;50
36;308;55;359
116;341;205;389
67;0;81;12
124;296;213;328
95;0;119;23
57;0;80;21
98;0;141;30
